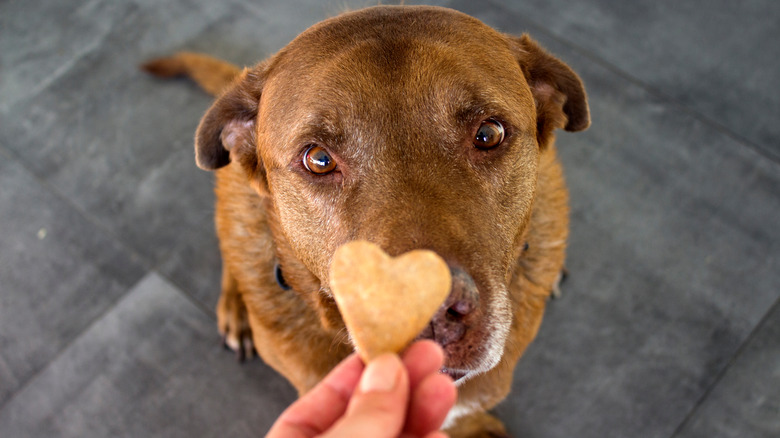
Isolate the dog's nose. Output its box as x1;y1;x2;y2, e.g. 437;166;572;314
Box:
417;266;479;346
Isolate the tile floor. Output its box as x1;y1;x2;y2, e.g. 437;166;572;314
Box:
1;1;778;437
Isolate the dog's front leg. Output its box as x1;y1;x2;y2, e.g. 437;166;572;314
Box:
216;265;255;361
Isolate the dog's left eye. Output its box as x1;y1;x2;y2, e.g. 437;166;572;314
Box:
303;145;337;175
473;119;505;149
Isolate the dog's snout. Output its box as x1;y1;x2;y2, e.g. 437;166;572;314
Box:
418;266;479;347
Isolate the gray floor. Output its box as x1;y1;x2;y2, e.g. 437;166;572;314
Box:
1;1;778;437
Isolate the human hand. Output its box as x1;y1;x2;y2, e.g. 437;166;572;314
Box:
266;340;457;438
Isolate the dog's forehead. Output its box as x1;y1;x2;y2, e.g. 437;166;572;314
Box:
284;6;505;61
266;6;519;91
257;6;534;156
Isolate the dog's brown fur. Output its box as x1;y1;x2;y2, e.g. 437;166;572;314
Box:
144;6;588;437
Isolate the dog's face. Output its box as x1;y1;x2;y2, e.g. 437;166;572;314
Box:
196;6;589;381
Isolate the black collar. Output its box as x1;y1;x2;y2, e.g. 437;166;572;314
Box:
275;263;291;290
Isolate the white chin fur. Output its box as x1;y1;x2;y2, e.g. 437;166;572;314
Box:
462;285;512;382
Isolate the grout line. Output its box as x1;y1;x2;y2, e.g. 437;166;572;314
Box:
0;32;105;113
0;141;216;320
667;294;780;438
0;268;216;413
0;143;148;413
477;0;780;168
0;275;144;413
0;143;218;412
155;262;219;323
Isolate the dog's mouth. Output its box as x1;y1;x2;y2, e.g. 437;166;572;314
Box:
321;259;511;384
440;366;471;383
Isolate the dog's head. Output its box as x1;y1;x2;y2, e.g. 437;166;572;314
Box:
195;6;588;382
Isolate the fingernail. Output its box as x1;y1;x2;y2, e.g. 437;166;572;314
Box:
359;354;401;393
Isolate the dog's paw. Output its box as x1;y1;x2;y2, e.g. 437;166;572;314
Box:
216;290;255;362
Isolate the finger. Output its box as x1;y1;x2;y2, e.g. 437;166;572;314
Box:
320;354;410;438
267;354;364;438
403;373;457;437
402;340;445;389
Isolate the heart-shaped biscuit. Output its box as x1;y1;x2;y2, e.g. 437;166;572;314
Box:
329;240;452;362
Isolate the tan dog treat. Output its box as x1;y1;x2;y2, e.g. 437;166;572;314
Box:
329;240;452;362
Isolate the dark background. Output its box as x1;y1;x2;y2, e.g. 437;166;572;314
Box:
1;1;778;437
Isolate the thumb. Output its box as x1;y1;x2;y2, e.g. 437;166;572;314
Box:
320;354;410;438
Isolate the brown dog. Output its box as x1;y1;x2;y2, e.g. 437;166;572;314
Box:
144;5;589;437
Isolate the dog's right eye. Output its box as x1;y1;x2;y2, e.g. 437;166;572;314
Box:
303;145;337;175
473;119;505;149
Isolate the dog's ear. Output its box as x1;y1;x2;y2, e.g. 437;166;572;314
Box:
195;67;265;177
512;34;590;146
